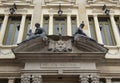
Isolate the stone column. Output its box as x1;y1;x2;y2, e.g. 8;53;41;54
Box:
0;14;9;45
110;14;120;46
77;14;80;27
67;14;72;36
8;77;15;83
105;77;112;83
93;15;103;44
17;14;26;44
31;1;42;31
40;13;43;27
49;14;53;35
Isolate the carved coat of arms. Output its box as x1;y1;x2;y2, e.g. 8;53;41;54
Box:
48;39;72;52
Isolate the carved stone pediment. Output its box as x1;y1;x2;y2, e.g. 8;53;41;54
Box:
12;35;108;61
13;35;107;53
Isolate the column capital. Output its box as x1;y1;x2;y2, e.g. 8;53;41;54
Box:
4;14;9;16
109;14;114;17
49;14;53;16
67;14;71;16
22;14;27;16
93;14;98;17
105;77;112;79
8;77;15;80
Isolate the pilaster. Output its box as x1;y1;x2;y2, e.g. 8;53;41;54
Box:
0;14;9;45
49;14;53;35
8;77;15;83
105;77;112;83
110;14;120;46
67;14;72;36
17;14;26;44
93;14;103;44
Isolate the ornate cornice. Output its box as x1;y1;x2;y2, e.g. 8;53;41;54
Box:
12;35;108;62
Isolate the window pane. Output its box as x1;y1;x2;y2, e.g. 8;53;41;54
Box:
71;17;77;35
100;24;106;45
54;17;66;36
22;16;31;40
43;16;49;34
25;23;31;39
115;17;120;35
0;23;2;31
0;16;4;31
105;24;114;45
13;23;20;44
6;23;14;45
54;23;59;35
43;23;48;34
61;23;66;36
89;24;96;40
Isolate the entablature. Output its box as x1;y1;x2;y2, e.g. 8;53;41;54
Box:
0;0;33;4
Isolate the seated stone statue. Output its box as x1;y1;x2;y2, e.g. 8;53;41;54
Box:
34;23;48;41
34;23;44;35
75;21;87;36
19;23;47;44
73;21;95;42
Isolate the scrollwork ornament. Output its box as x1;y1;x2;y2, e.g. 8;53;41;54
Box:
21;75;30;83
80;75;89;83
91;76;99;83
33;75;42;83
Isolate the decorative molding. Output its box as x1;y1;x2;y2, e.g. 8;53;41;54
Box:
79;75;100;83
48;8;72;13
1;0;33;3
44;0;76;5
92;8;114;14
0;49;13;55
87;0;119;5
4;8;28;14
48;39;72;52
21;75;42;83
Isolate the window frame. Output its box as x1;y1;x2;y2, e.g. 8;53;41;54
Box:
3;16;21;45
53;17;67;36
98;17;116;46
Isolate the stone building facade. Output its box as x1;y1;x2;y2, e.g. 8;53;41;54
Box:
0;0;120;83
